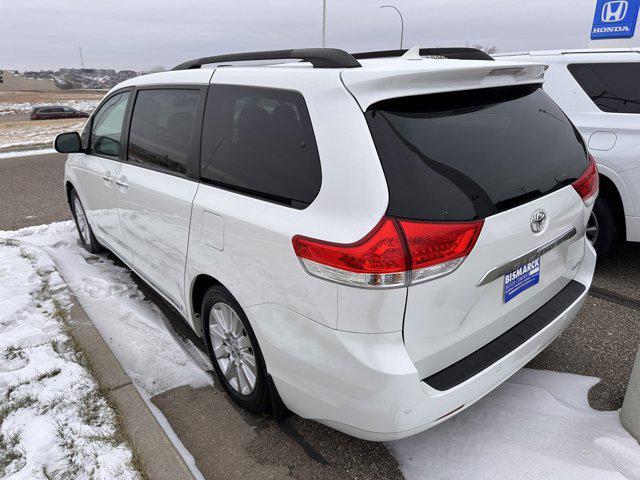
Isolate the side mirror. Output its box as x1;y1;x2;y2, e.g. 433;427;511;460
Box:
54;132;82;153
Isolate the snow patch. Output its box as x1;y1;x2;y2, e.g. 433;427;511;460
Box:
388;368;640;480
0;120;85;151
0;222;212;397
0;240;139;479
0;148;56;160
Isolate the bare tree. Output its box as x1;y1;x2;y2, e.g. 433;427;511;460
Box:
472;44;498;54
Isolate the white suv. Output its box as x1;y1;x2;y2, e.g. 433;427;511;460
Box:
497;48;640;256
55;47;597;441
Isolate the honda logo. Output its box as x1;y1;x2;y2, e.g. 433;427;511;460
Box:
602;1;628;22
530;210;547;234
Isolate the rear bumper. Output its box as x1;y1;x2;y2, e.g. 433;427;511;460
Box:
248;241;596;441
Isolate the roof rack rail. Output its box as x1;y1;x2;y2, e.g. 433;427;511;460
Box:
171;48;362;71
352;47;494;61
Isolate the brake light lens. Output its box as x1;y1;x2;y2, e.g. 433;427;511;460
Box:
398;219;484;284
292;218;408;288
572;154;599;207
292;217;483;288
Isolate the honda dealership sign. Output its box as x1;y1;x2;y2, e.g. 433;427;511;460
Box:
591;0;640;39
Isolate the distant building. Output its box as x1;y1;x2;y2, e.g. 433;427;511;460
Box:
0;69;58;91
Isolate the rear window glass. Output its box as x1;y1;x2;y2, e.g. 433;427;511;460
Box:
568;63;640;114
200;84;321;208
366;85;588;221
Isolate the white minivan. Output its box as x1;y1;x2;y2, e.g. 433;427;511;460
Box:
497;48;640;256
56;47;597;441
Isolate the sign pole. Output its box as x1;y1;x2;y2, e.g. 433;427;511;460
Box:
322;0;327;47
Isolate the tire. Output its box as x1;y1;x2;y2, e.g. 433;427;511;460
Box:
202;285;269;413
69;188;102;254
587;195;619;258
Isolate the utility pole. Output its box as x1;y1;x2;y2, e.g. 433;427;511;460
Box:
322;0;327;47
380;5;404;50
79;46;85;69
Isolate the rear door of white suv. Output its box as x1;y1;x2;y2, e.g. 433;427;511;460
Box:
342;66;597;388
114;86;206;312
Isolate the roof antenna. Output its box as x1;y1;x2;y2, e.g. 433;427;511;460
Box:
400;46;423;60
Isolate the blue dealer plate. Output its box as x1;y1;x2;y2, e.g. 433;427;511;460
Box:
504;257;540;303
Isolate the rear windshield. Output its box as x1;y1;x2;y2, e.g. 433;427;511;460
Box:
366;85;588;221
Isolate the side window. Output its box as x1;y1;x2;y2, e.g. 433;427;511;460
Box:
91;91;130;158
200;85;321;208
568;63;640;114
127;89;200;175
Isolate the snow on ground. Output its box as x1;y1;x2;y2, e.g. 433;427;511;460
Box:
0;239;139;479
388;368;640;480
0;222;212;397
0;100;99;116
0;149;56;160
0;119;86;152
2;221;640;480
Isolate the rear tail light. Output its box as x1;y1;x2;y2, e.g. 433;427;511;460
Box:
292;217;483;288
292;218;408;288
572;154;599;207
398;219;484;284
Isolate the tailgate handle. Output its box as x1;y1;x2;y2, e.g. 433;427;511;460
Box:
476;227;578;287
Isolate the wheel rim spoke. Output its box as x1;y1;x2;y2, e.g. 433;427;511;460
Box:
212;343;227;359
236;364;250;393
212;307;228;333
237;335;251;350
241;362;257;387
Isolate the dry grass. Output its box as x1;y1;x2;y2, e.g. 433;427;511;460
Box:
0;90;104;104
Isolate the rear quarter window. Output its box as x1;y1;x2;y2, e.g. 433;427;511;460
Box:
366;85;588;221
200;84;321;208
568;63;640;114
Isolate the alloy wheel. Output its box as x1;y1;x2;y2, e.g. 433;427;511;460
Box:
208;302;258;395
586;211;599;245
73;196;91;246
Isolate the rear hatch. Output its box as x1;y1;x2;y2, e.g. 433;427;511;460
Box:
358;80;591;382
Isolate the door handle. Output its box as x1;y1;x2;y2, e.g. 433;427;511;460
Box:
115;179;128;190
102;174;114;185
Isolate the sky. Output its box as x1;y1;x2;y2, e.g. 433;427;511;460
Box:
1;0;639;71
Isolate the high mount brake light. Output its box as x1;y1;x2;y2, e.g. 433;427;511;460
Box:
572;154;599;207
292;217;483;288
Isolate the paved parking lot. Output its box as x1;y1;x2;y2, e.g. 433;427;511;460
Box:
1;151;639;478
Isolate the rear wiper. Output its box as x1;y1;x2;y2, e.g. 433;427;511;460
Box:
592;90;640;109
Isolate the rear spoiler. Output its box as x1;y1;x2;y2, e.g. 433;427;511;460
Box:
341;62;548;110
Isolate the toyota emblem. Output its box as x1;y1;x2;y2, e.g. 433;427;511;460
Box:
530;210;547;233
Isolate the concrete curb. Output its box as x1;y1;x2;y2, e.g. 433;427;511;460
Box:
67;301;196;480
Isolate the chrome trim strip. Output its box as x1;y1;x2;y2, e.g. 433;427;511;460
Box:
476;227;578;287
